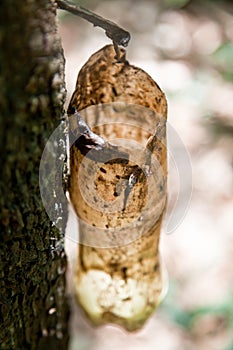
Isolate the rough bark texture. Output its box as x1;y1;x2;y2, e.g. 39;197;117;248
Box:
68;45;167;331
0;0;69;349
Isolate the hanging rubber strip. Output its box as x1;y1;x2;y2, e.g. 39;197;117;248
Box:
68;45;168;331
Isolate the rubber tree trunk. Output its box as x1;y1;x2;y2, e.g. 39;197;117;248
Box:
0;0;69;349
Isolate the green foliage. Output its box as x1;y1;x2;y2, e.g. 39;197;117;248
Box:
160;282;233;333
162;0;190;8
225;341;233;350
212;42;233;82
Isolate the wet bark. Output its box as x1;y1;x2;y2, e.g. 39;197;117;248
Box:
0;0;69;349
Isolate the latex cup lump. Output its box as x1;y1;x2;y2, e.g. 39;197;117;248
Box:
68;45;167;331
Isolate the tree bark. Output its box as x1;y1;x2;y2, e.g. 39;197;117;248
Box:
0;0;69;349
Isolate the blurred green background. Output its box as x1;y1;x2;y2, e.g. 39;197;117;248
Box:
59;0;233;349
